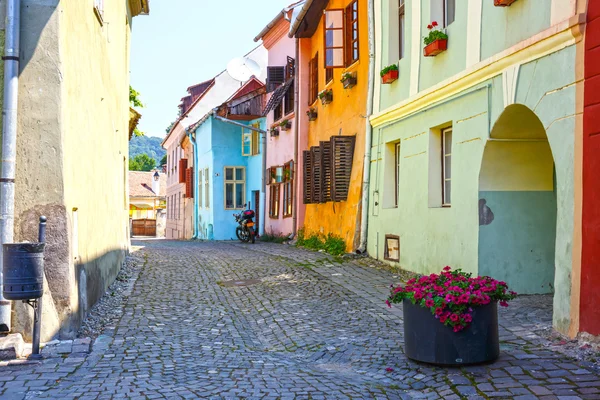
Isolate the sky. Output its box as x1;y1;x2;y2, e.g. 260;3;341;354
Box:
130;0;289;138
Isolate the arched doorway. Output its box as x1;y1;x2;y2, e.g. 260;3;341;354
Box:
478;104;556;295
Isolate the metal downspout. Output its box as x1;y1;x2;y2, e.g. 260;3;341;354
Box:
0;0;21;332
290;38;300;239
187;131;198;239
357;0;375;254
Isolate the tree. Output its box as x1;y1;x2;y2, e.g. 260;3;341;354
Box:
129;154;156;171
129;85;144;108
165;120;176;134
160;154;167;166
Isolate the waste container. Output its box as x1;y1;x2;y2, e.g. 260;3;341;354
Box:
2;242;45;300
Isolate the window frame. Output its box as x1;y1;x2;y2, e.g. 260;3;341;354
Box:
345;0;359;67
242;131;252;156
269;184;280;218
224;166;246;210
283;181;293;218
398;0;405;60
251;123;260;155
444;0;455;28
284;79;295;116
204;168;210;209
394;142;401;208
384;234;400;262
323;9;345;69
94;0;104;24
198;169;203;208
442;127;452;207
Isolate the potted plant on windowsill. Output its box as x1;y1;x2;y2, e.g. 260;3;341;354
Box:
318;89;333;105
340;72;357;89
387;266;517;366
380;64;399;84
279;119;292;131
494;0;517;6
423;21;448;57
270;127;279;137
306;108;318;121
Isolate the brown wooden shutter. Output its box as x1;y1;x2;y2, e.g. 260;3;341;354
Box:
185;167;194;198
331;136;356;202
311;145;323;203
178;158;188;183
320;140;332;202
266;66;285;93
309;53;319;104
302;150;313;204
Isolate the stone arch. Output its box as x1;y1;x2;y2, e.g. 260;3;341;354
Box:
478;104;557;295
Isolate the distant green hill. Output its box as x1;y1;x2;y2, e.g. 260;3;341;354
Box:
129;135;166;166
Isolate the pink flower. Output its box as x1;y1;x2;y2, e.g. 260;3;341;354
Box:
432;21;439;27
435;307;444;316
500;301;509;307
385;300;391;308
440;315;448;323
463;314;472;323
427;24;433;30
453;325;464;333
386;367;394;372
450;314;459;322
425;299;435;308
443;266;451;271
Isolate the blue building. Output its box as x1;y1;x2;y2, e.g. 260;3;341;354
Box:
188;78;266;240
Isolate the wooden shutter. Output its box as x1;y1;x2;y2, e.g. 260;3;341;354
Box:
309;53;319;105
286;56;295;80
331;136;356;201
345;0;359;66
266;66;285;93
311;146;323;203
302;150;313;204
320;141;332;202
178;159;188;183
185;167;194;198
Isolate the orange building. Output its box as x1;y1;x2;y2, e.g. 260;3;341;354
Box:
291;0;370;252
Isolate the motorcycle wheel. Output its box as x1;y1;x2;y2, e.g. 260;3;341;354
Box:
250;228;255;244
236;227;250;242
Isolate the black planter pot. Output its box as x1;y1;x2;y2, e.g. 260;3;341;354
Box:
403;299;499;366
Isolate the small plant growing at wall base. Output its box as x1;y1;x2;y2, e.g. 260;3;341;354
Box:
306;107;318;121
380;64;399;84
318;89;333;105
296;228;346;256
279;119;292;131
340;72;357;89
494;0;518;6
423;21;448;57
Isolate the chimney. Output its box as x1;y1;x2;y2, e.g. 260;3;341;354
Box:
152;171;160;195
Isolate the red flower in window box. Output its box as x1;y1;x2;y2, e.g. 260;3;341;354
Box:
423;39;448;57
494;0;518;6
380;64;399;84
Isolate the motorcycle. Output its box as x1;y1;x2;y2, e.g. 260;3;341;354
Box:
233;204;256;244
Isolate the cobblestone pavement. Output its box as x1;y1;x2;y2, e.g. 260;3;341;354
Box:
1;240;599;399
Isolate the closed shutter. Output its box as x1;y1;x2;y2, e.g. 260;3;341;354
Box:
311;145;323;203
308;53;319;104
185;167;194;198
331;136;356;202
302;150;313;204
266;66;285;93
320;141;332;202
179;159;188;183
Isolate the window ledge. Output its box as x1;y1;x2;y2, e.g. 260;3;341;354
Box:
93;7;104;26
343;60;360;73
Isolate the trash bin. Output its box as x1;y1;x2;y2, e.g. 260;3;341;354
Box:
2;242;45;300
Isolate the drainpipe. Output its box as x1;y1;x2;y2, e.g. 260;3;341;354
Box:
290;38;300;239
357;0;375;254
0;0;21;332
187;131;198;239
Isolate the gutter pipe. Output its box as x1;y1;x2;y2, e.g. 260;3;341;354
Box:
357;0;375;254
288;0;314;38
290;37;300;239
187;130;198;239
0;0;20;332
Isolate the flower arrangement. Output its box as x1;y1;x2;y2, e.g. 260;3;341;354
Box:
340;72;357;89
380;64;398;78
269;127;279;137
318;89;333;104
387;266;517;332
306;107;318;121
279;119;291;130
424;21;448;46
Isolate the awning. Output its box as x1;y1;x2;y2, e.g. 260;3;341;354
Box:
262;79;293;116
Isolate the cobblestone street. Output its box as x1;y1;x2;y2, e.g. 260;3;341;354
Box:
1;240;599;399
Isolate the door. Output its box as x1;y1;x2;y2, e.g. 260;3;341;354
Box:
253;190;260;235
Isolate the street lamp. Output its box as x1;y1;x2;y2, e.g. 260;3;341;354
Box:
153;171;159;181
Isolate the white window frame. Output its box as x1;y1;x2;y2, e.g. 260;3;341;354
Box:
204;168;210;209
198;169;203;208
395;142;401;208
242;131;252;156
442;127;452;206
224;167;246;210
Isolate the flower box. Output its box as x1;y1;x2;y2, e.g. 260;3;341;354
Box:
270;128;279;137
307;109;318;121
494;0;517;6
318;89;333;105
341;72;357;89
279;120;292;131
403;299;499;365
387;266;516;366
381;70;399;84
423;38;448;57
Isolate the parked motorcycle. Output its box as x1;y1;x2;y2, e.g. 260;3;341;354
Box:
233;204;256;244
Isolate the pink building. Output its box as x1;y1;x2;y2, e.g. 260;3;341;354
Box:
254;2;307;237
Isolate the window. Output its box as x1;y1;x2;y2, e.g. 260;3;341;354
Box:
398;0;405;59
283;181;293;217
444;0;455;27
224;167;245;209
274;102;282;122
284;80;294;115
94;0;104;23
308;53;319;105
324;10;344;68
442;127;452;206
266;66;285;93
269;184;280;218
198;169;203;208
243;125;261;156
326;68;333;84
345;0;359;66
395;142;401;208
204;168;210;208
384;235;400;262
178;193;181;219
